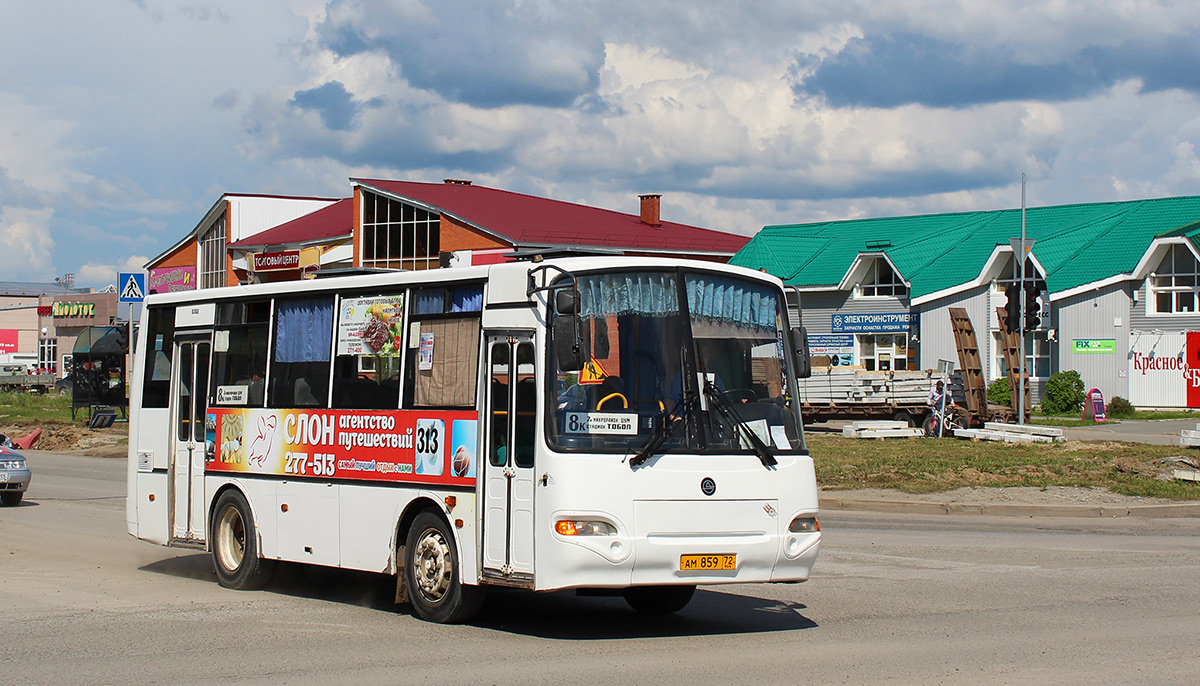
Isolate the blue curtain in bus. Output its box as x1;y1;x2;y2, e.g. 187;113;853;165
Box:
275;297;333;363
685;275;777;330
450;286;483;312
578;273;679;318
415;290;444;315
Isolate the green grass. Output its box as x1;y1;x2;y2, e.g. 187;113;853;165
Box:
0;391;76;423
809;434;1200;500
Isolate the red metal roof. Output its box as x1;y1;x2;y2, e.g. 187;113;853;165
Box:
228;198;353;248
355;179;749;254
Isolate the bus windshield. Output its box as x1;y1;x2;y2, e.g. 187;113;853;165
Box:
549;270;804;455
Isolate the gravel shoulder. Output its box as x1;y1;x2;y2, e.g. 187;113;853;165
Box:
822;485;1192;507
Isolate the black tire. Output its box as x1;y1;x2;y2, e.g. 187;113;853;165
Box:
922;414;937;437
1;491;23;507
622;585;696;615
893;411;914;427
211;489;274;590
404;510;483;623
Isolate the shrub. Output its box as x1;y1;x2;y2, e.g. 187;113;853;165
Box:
1041;370;1085;415
1107;395;1135;418
987;377;1011;405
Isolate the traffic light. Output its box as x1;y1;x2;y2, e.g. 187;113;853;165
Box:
1004;286;1021;332
1025;286;1041;330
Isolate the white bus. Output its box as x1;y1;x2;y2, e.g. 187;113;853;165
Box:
126;255;820;623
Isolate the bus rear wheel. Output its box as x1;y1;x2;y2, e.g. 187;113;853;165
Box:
622;585;696;614
404;510;483;624
211;489;274;590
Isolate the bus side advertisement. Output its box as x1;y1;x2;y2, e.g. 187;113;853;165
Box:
206;408;479;487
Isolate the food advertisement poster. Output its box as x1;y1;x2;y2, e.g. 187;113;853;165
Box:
338;295;405;356
207;408;478;486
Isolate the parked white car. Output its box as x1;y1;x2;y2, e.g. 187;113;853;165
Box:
0;446;30;506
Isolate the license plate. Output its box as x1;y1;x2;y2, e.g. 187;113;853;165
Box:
679;553;736;571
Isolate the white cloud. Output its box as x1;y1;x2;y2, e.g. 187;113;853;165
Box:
0;206;56;280
75;255;152;291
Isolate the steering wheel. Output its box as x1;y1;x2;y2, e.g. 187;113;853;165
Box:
723;388;756;403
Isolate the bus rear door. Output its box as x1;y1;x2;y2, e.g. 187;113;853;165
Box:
169;334;211;545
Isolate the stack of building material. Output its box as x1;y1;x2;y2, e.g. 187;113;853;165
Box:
1179;424;1200;447
797;369;941;405
953;422;1065;443
841;420;924;439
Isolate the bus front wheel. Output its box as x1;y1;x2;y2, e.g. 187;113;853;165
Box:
404;510;483;624
622;585;696;614
211;489;274;590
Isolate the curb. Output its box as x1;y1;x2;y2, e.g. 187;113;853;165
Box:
819;497;1200;519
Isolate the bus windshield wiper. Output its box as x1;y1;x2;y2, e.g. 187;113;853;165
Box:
629;394;694;468
703;380;777;468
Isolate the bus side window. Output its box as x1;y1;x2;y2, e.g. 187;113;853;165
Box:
404;285;483;409
489;343;509;467
514;342;535;468
142;306;176;409
269;297;334;408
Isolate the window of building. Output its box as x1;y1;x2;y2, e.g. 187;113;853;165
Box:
1150;244;1200;314
859;260;907;298
361;192;441;271
992;331;1051;380
859;334;909;371
200;213;227;289
39;338;57;373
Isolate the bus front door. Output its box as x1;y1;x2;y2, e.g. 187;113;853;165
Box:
169;335;211;545
481;335;536;585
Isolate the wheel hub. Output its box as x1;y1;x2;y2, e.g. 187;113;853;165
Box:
414;528;452;601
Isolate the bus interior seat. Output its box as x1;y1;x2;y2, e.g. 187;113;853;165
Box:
294;378;318;406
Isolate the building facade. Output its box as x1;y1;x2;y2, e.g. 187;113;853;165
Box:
147;179;748;288
0;281;118;376
732;196;1200;409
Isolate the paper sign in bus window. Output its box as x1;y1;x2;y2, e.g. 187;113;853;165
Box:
565;412;638;435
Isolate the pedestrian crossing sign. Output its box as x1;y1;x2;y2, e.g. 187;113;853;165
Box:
119;272;146;303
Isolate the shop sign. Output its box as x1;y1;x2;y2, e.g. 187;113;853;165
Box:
1129;331;1200;408
1072;339;1116;354
148;266;197;294
253;250;301;271
0;330;16;353
831;312;917;333
52;301;96;318
809;334;855;366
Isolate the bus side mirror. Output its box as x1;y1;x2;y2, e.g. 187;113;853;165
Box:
791;327;811;379
555;289;579;315
555;316;585;372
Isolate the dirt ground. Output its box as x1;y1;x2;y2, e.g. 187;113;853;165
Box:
822;485;1187;506
2;420;128;458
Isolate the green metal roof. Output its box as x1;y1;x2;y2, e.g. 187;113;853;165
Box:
730;196;1200;300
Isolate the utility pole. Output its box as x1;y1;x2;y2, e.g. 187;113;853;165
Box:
1019;174;1026;425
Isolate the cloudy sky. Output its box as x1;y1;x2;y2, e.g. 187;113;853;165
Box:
2;0;1198;289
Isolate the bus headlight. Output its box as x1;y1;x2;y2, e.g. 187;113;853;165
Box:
555;519;617;536
788;516;819;533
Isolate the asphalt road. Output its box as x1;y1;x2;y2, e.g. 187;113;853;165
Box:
4;451;1200;685
1060;417;1199;445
